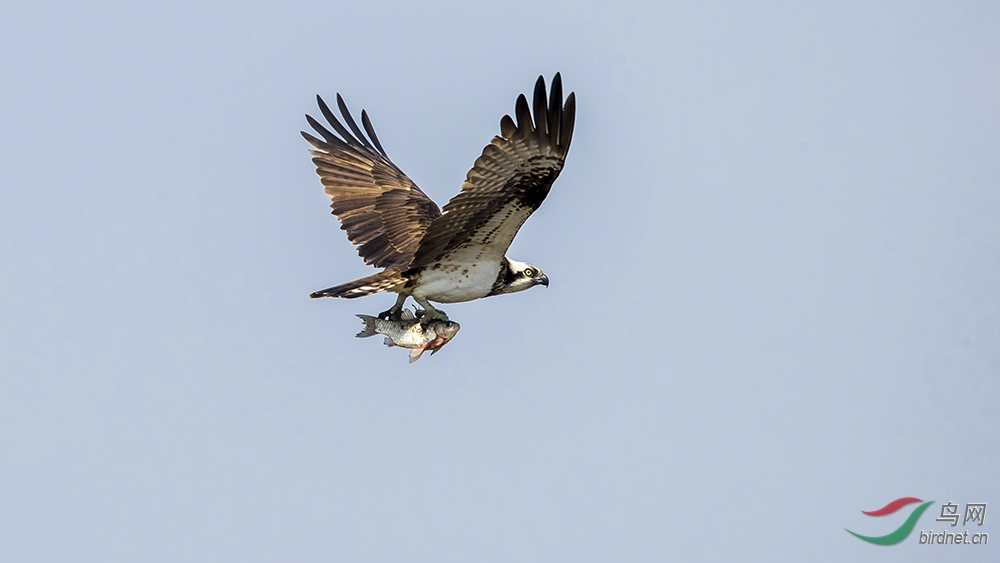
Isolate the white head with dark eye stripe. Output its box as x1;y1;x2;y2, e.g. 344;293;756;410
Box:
492;258;549;295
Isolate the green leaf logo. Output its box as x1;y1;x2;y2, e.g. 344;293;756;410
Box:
846;498;934;546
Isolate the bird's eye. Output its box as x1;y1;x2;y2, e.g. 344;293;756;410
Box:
524;268;534;277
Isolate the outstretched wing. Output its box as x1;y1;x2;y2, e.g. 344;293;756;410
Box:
407;74;576;270
302;94;441;270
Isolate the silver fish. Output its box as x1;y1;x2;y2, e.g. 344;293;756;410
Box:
356;308;461;363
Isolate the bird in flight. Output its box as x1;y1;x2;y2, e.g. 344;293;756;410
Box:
302;73;576;321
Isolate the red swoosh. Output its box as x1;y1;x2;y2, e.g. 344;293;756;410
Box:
862;497;923;516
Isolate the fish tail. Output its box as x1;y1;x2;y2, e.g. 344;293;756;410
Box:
355;315;378;338
408;348;425;363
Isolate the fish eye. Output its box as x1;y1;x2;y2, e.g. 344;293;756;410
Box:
524;268;534;277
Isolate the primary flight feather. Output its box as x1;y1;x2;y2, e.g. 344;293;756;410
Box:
302;73;576;320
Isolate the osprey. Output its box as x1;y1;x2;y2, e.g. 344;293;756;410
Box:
303;73;576;320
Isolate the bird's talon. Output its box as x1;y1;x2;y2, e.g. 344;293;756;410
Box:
378;307;403;321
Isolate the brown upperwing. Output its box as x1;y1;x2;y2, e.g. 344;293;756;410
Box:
407;74;576;271
302;94;441;271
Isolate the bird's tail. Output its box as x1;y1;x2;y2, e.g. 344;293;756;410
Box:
310;271;404;299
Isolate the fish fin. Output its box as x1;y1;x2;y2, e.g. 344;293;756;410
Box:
383;337;395;347
355;315;378;338
399;308;416;320
408;348;425;363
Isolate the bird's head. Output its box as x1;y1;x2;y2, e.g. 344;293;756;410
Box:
497;258;549;294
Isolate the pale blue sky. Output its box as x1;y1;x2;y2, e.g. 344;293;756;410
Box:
1;1;998;561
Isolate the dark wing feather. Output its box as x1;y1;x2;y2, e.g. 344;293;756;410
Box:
407;73;576;270
302;95;441;269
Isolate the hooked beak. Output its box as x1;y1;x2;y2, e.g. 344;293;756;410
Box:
538;274;549;287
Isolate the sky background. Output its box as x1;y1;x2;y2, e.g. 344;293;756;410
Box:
1;1;998;561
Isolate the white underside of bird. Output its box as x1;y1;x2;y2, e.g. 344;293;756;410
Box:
409;260;501;303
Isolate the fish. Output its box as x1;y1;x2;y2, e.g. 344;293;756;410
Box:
355;308;461;363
